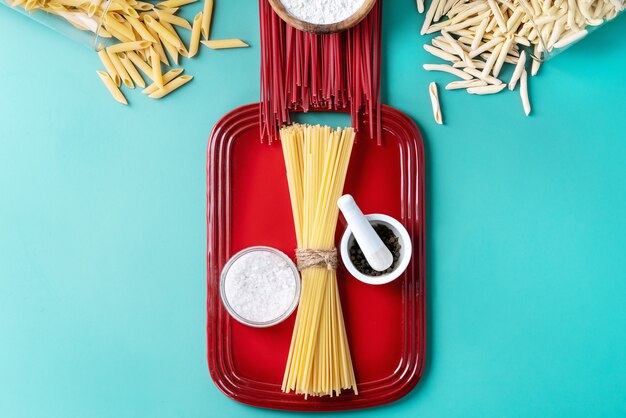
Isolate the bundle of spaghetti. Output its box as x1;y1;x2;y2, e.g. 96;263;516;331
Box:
260;0;382;143
280;124;357;398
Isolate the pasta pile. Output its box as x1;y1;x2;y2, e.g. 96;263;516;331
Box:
259;0;383;143
6;0;249;104
280;124;357;398
418;0;625;121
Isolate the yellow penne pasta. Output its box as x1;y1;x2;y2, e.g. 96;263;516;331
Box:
105;2;124;11
96;71;127;105
201;0;212;39
200;39;249;49
103;16;135;42
97;49;122;87
140;7;178;19
107;40;151;53
119;53;146;88
155;9;192;30
44;3;66;13
143;15;182;49
110;0;129;7
111;0;138;18
97;27;113;38
107;50;134;88
161;37;180;65
136;48;147;61
148;75;193;99
12;0;245;106
142;68;184;94
24;0;38;11
55;0;86;7
144;24;171;66
126;15;158;43
156;0;196;8
87;0;101;16
126;50;153;80
188;12;202;58
149;47;164;88
121;19;136;36
109;12;126;23
134;1;153;10
159;20;187;54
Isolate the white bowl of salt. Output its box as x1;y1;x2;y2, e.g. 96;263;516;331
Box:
220;246;301;328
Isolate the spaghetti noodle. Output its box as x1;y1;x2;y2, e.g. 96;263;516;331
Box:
280;124;357;398
260;0;382;143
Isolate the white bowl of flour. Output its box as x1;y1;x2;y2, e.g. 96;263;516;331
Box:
220;246;301;328
269;0;377;34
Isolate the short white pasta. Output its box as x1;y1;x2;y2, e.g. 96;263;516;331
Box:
423;64;474;80
429;82;444;125
418;0;624;120
508;51;527;91
553;30;589;48
520;69;531;116
467;84;507;95
416;0;425;13
424;44;459;62
446;79;488;90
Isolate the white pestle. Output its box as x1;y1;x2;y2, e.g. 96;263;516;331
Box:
337;194;393;272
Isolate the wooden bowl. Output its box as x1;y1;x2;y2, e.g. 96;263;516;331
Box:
267;0;377;34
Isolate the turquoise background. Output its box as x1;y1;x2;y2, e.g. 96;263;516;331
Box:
1;0;625;416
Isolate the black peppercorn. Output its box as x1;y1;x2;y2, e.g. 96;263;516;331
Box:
348;224;401;276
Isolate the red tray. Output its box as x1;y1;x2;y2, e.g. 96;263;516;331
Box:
206;103;426;411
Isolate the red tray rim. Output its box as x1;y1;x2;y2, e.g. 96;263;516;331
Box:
206;103;427;411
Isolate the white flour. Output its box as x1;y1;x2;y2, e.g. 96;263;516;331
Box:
281;0;365;25
224;250;297;323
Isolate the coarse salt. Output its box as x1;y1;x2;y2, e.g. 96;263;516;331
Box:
281;0;365;25
223;249;298;324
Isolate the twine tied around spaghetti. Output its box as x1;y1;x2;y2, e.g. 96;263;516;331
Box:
295;248;338;271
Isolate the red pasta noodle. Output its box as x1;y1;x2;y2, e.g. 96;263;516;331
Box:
259;0;382;143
